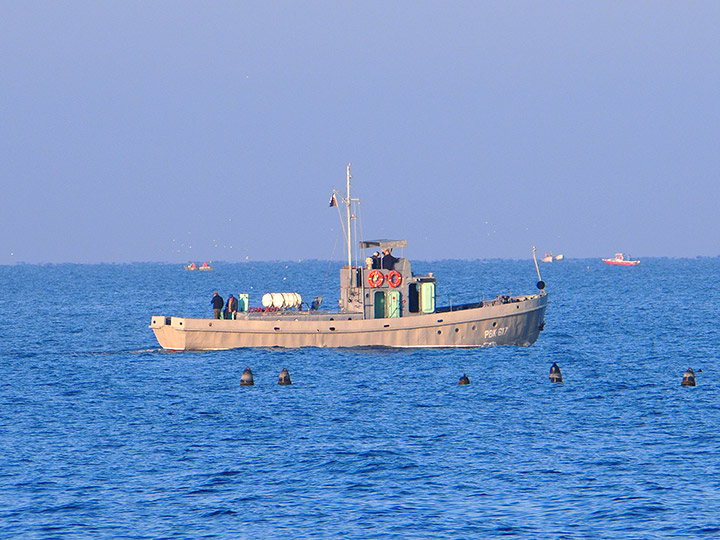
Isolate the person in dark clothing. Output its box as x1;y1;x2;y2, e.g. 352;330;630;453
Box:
372;251;381;269
381;248;399;270
225;294;238;319
211;291;224;319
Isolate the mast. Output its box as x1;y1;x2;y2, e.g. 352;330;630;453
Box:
346;163;352;269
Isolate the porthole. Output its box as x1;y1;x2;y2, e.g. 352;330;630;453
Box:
437;330;442;335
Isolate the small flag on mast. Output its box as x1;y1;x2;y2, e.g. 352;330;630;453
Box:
329;193;338;207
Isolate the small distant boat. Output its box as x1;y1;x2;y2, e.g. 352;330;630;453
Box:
541;252;563;262
602;253;640;266
185;262;213;271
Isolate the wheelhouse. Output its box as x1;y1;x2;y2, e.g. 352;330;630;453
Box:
339;239;437;320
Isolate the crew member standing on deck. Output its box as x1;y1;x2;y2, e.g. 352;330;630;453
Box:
381;248;398;270
211;291;224;319
225;294;238;319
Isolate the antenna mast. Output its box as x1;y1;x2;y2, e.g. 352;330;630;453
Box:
346;163;352;269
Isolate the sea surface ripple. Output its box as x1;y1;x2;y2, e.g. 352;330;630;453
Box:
1;258;719;539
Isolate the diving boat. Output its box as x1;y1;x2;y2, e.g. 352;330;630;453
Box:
602;253;640;266
150;165;548;350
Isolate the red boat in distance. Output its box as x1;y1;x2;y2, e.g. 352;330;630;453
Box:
185;262;213;271
602;253;640;266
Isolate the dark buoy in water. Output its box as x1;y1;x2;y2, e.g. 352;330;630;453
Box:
278;368;292;385
240;367;254;386
549;362;563;383
681;367;696;387
459;374;470;385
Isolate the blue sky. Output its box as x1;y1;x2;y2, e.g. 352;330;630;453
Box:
2;1;719;264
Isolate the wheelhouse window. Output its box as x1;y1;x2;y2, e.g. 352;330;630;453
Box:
421;282;435;313
409;284;419;313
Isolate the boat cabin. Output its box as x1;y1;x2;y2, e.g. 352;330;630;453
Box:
339;239;437;320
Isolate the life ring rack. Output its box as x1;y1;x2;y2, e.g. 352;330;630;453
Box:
388;270;402;288
367;270;384;288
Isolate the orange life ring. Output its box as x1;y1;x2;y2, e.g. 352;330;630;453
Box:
368;269;384;288
388;270;402;288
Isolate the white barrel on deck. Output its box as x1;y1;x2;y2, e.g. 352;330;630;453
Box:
261;292;303;308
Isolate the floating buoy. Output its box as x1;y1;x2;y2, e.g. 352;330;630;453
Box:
681;367;696;387
240;367;254;386
549;362;563;383
459;374;470;385
278;368;292;385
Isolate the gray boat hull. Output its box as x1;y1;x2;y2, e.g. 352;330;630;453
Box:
150;292;547;351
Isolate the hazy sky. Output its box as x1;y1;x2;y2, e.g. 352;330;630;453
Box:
2;1;719;264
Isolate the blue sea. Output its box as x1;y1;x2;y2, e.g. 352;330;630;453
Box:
1;258;719;539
